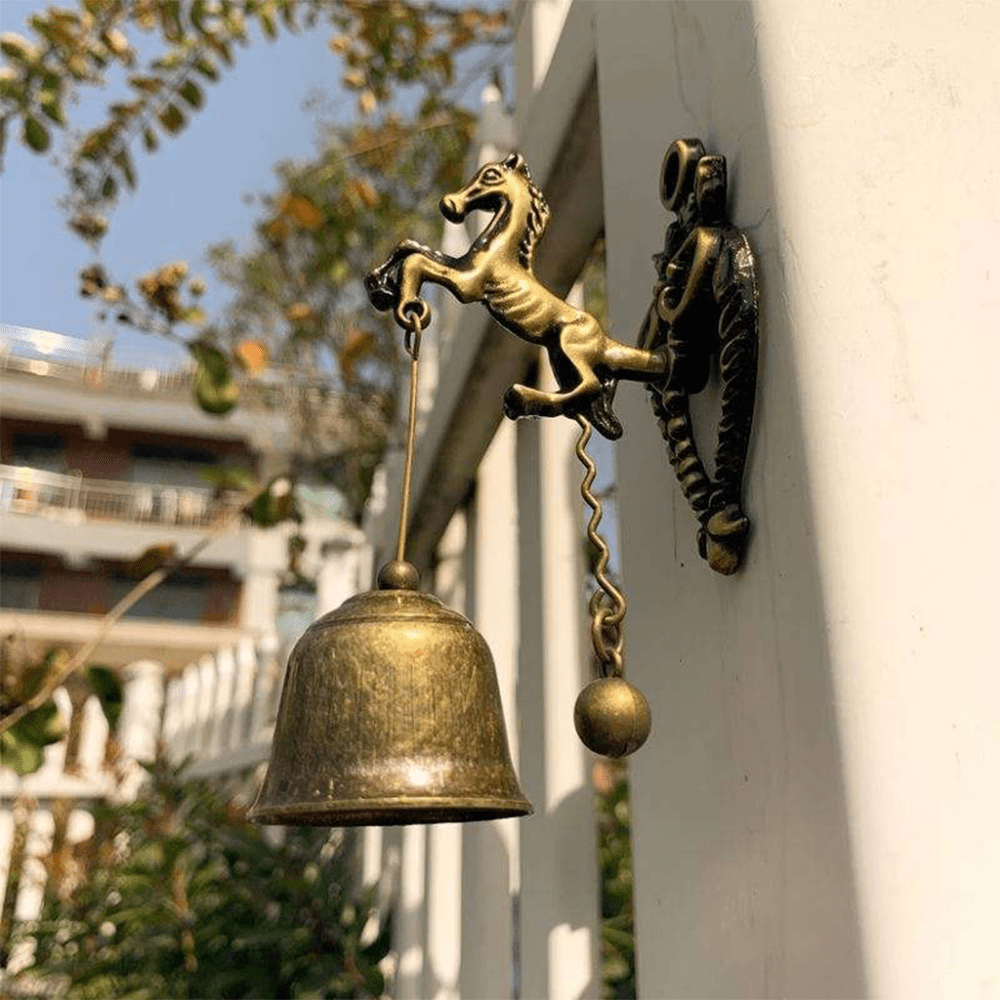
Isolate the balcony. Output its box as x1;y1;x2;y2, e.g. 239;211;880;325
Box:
0;463;244;529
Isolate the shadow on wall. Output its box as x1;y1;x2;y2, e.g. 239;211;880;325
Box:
596;2;868;996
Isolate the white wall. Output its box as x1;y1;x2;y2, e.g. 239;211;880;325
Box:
595;1;999;996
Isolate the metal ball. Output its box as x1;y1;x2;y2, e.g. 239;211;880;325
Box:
574;677;651;758
377;560;421;591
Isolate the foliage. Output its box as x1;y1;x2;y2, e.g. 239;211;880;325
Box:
595;761;637;1000
0;644;123;777
12;759;391;999
1;0;510;516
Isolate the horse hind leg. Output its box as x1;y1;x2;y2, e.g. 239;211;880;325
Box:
504;372;623;440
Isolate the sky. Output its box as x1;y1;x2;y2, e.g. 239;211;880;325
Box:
0;2;384;366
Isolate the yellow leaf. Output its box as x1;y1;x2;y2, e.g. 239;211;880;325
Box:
233;339;270;373
278;193;323;229
338;327;375;383
349;178;379;209
358;89;377;115
286;301;315;324
329;33;351;54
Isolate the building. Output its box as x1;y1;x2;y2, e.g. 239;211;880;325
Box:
0;322;367;938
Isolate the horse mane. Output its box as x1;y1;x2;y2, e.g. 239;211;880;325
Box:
517;169;550;269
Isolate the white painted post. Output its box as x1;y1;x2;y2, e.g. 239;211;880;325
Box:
459;422;523;1000
422;511;467;1000
394;824;427;1000
516;358;600;1000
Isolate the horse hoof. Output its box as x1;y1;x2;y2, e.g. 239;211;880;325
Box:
364;270;395;312
503;387;526;419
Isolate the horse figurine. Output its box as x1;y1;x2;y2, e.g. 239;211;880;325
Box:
365;151;670;440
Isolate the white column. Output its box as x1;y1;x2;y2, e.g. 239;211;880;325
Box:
517;360;600;1000
394;824;427;1000
417;511;466;1000
593;2;1000;996
458;421;523;1000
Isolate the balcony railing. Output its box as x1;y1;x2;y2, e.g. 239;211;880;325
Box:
0;464;245;529
0;323;350;414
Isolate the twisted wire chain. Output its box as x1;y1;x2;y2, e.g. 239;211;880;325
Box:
575;414;626;677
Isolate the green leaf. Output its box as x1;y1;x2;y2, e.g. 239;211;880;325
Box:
193;56;219;81
1;728;45;776
198;466;258;492
0;32;34;62
16;700;65;745
23;115;50;152
114;148;136;188
39;89;65;125
157;102;185;134
191;340;239;415
86;666;124;731
101;174;118;199
142;126;158;152
179;80;204;109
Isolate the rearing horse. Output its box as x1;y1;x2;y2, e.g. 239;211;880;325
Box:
365;152;669;440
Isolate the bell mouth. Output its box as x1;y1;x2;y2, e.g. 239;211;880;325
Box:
249;793;533;828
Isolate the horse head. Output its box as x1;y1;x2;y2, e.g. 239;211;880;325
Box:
440;152;550;269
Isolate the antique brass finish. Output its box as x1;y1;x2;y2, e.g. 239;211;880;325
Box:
640;139;760;575
251;312;531;826
254;141;760;827
366;151;670;442
248;570;532;826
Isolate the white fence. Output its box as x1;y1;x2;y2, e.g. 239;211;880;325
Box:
0;635;285;971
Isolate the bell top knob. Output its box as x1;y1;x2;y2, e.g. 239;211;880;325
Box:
377;559;421;591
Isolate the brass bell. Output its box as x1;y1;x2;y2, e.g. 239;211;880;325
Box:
250;560;532;826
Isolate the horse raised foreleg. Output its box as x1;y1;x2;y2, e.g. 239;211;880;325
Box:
395;253;484;328
366;241;452;314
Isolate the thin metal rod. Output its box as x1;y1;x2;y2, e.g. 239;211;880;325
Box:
396;337;421;562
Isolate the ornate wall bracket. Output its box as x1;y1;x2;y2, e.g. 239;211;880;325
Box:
639;139;759;575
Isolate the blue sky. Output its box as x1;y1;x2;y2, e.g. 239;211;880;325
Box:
0;2;365;365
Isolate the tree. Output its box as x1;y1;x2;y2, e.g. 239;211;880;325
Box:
1;0;510;506
0;0;511;761
9;759;392;999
